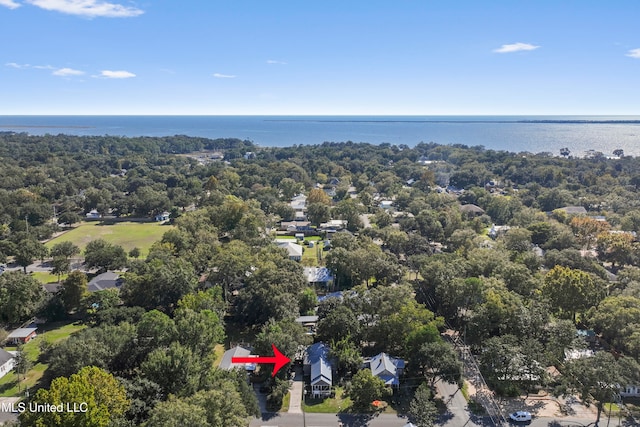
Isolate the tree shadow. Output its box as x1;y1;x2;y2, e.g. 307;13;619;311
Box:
336;413;374;427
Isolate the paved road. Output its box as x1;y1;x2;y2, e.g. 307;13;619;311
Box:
436;379;489;427
250;412;408;427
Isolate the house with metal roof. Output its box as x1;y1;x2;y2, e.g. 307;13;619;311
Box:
219;346;256;372
6;328;38;345
304;267;334;286
274;240;303;261
365;353;405;387
304;342;333;398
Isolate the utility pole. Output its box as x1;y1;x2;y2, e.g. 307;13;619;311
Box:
25;214;29;235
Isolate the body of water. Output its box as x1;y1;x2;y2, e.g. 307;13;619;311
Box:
1;115;639;157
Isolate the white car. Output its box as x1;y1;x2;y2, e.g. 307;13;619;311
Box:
509;411;532;422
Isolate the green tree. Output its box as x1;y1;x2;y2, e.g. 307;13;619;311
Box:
307;202;331;226
253;319;310;379
51;255;71;283
121;257;197;312
0;271;46;323
348;369;391;409
128;247;141;259
408;383;437;427
141;342;204;396
136;309;177;349
412;341;462;388
542;265;607;322
59;270;88;313
84;239;127;272
587;295;640;356
13;345;32;383
50;241;80;259
175;308;225;358
330;336;362;378
19;366;129;427
558;352;640;426
15;238;48;273
144;397;209;427
317;304;361;344
187;383;249;427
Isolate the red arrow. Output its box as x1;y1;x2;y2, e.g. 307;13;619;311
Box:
231;344;291;377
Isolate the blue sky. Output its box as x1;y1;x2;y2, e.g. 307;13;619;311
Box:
1;1;639;115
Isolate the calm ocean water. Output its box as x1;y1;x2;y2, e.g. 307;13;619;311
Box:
1;115;639;157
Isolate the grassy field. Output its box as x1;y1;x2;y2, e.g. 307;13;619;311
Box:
46;221;173;258
303;387;353;413
0;321;86;397
31;271;68;284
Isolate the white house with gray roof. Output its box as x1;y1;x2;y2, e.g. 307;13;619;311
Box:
0;348;15;379
365;352;405;387
304;342;332;398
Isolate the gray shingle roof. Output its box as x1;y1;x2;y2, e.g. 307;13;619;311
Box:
219;346;256;371
0;348;14;366
88;271;122;292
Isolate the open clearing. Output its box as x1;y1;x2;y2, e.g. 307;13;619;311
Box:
46;221;173;258
0;321;86;397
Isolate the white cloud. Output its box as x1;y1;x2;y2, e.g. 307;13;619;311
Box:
626;48;640;59
53;67;85;76
213;73;236;78
267;60;287;65
493;42;540;53
5;62;55;70
99;70;136;78
25;0;143;18
0;0;20;10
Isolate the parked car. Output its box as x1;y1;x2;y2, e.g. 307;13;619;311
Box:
509;411;532;422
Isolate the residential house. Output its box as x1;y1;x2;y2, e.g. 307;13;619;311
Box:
0;348;15;379
620;385;640;398
290;194;308;221
87;271;123;292
274;240;303;261
7;328;38;345
304;267;334;287
154;211;170;222
459;204;485;217
319;220;347;231
317;291;343;304
365;353;404;387
304;343;333;398
85;209;102;219
556;206;588;215
219;346;257;372
295;315;319;335
379;200;394;210
280;221;312;232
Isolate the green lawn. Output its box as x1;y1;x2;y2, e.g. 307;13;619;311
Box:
46;221;173;258
31;271;68;285
0;321;86;397
281;392;291;412
303;387;353;413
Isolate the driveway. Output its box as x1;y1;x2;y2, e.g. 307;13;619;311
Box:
288;367;303;414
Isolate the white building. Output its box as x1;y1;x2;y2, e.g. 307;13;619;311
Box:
0;348;15;379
